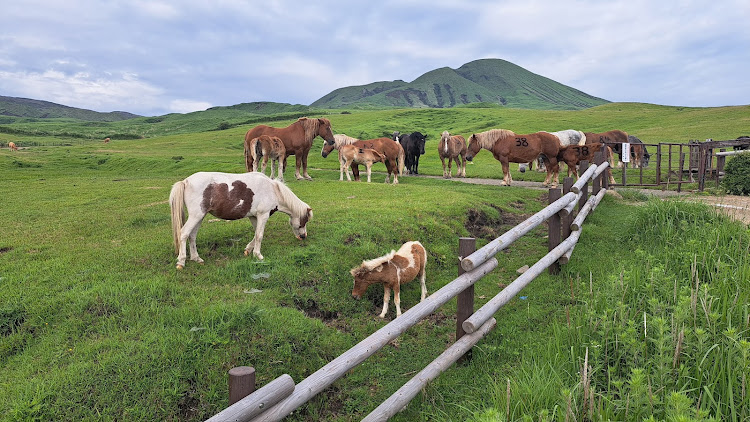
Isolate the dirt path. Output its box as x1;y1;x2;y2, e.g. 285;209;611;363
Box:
416;174;750;225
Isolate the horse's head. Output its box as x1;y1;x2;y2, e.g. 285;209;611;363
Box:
290;207;312;240
413;132;427;155
317;118;336;145
321;141;335;158
465;134;481;161
392;131;401;143
350;266;375;300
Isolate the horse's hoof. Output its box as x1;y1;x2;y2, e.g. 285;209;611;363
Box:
244;250;250;256
176;264;184;270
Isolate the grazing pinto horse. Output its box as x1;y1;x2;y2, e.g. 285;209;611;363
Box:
557;143;617;185
350;241;427;318
520;129;586;173
338;145;386;182
466;129;562;187
584;130;628;168
395;131;428;174
247;135;286;181
322;137;405;184
244;117;335;180
438;131;467;178
8;142;18;151
169;172;312;268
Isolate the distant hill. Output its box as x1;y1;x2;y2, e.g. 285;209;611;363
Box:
0;96;140;121
311;58;609;110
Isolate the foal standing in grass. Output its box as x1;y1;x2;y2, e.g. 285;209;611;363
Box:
350;241;427;318
169;172;312;268
338;145;386;182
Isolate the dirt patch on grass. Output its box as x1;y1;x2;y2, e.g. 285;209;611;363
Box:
465;205;531;241
686;194;750;225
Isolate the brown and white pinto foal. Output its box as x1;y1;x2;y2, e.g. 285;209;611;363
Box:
338;144;386;182
169;172;312;268
350;241;427;318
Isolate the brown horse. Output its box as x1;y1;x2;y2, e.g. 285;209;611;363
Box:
466;129;561;187
338;145;386;182
557;143;616;185
350;241;427;318
322;137;405;184
584;130;628;168
244;117;335;180
439;131;467;178
103;137;111;144
8;142;18;151
247;135;286;181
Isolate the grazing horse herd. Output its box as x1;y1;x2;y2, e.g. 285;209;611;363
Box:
169;117;648;317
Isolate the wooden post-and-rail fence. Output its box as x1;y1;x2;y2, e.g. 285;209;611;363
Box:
206;152;611;422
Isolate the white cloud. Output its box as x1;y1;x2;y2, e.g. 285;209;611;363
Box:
169;99;212;113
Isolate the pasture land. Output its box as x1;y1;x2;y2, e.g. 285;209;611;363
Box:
1;104;748;421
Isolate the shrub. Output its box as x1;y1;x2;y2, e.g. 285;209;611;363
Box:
722;152;750;195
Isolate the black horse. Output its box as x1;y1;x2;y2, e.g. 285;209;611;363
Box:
394;131;428;174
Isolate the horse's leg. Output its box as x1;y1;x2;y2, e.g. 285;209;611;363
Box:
177;214;204;269
351;163;361;182
389;159;398;184
365;162;372;183
393;284;402;317
294;155;303;180
501;161;511;186
301;150;312;180
420;267;427;301
244;213;268;260
460;155;466;177
345;158;353;181
261;156;269;176
276;158;284;181
379;285;391;318
440;156;447;178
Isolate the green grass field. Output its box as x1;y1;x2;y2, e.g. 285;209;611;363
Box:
1;104;748;421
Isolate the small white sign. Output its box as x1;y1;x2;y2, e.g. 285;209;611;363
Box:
621;143;631;163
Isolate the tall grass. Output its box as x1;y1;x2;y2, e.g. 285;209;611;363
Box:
471;199;749;421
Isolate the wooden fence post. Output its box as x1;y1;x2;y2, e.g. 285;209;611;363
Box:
592;152;603;194
456;237;476;362
548;188;561;275
562;177;574;242
578;161;589;210
229;366;256;405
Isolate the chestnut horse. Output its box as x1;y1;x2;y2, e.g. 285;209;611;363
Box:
520;129;586;173
584;130;628;168
8;142;18;151
557;143;616;185
439;131;467;178
244;117;335;180
338;145;386;182
466;129;561;187
322;137;405;184
350;241;427;318
169;171;312;268
247;134;286;181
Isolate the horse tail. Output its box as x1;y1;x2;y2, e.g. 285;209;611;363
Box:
169;180;186;254
244;139;253;172
254;138;263;163
397;143;406;175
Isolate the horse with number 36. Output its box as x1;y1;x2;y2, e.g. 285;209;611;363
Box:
465;129;562;187
169;172;312;269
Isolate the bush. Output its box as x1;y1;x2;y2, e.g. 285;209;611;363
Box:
722;152;750;195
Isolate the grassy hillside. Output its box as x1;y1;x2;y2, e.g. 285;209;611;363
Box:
1;106;748;421
0;96;140;122
311;59;610;110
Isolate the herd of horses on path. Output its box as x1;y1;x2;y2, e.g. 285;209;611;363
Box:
168;116;649;317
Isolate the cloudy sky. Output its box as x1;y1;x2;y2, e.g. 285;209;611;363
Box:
1;0;748;116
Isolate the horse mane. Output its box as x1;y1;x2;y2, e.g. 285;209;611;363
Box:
474;129;514;150
333;134;359;148
272;179;311;219
441;131;450;142
351;249;396;275
298;117;331;142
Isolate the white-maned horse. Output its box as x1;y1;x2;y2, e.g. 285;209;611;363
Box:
519;129;586;174
169;172;312;268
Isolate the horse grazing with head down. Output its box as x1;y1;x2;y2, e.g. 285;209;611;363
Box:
557;143;617;185
350;241;427;318
244;117;335;180
322;137;405;184
439;131;467;178
338;145;386;182
8;142;18;151
584;130;628;168
169;171;312;268
247;134;286;181
466;129;562;187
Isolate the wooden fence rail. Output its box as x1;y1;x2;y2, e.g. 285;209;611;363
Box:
205;153;611;422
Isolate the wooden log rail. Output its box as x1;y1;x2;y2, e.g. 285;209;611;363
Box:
206;154;611;422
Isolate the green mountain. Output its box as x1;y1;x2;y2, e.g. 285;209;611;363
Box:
311;58;609;110
0;95;141;121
